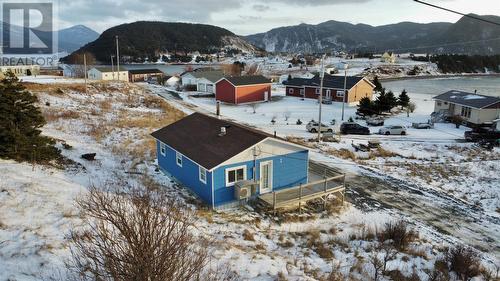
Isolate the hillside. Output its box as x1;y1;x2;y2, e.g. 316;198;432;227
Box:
245;14;500;55
65;21;260;63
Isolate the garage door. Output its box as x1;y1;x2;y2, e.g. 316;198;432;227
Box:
206;84;214;93
197;83;206;92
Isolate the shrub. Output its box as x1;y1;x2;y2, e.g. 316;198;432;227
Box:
243;229;255;241
378;221;417;250
446;245;481;280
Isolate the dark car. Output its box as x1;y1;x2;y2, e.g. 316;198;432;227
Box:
464;128;500;143
340;122;370;135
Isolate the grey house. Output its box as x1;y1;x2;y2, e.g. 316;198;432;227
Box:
433;90;500;126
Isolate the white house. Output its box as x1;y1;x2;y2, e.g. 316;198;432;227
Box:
381;52;397;64
180;70;224;93
0;65;40;77
433;90;500;126
87;67;128;81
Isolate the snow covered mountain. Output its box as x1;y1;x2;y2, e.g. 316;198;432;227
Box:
0;22;99;53
245;14;500;55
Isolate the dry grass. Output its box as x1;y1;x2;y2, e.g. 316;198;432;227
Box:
242;229;255;241
369;147;398;158
42;109;81;122
328;148;357;161
24;82;86;95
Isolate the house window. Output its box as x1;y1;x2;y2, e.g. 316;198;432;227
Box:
316;88;320;95
288;88;294;94
437;101;442;106
336;90;345;97
225;165;246;186
176;152;182;167
160;142;166;156
199;166;207;184
300;89;305;96
460;106;471;118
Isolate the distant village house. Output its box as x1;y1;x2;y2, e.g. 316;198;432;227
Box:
284;74;375;104
87;67;128;81
215;75;272;104
128;68;165;83
433;90;500;127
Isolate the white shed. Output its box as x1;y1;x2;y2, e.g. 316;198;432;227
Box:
88;67;129;81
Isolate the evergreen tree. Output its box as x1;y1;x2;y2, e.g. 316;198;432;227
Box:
386;91;398;109
374;88;398;113
398;89;410;108
357;97;375;116
0;71;61;162
373;76;383;92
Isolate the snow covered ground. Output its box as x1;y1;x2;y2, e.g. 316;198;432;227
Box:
1;77;499;280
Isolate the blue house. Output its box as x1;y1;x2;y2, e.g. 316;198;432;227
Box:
151;113;309;208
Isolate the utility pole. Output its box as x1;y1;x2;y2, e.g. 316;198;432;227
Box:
317;54;326;142
115;35;120;81
83;53;87;94
110;55;115;80
341;62;348;121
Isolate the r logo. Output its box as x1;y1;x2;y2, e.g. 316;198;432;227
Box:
1;2;54;54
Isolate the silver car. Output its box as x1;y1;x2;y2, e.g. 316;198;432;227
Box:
306;121;334;133
379;125;407;135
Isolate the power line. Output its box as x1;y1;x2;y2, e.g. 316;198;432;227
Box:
413;0;500;27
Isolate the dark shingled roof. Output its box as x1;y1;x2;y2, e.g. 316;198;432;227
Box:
223;75;272;86
128;68;164;75
151;113;270;170
284;74;367;90
434;90;500;109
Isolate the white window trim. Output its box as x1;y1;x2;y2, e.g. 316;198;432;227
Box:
316;88;320;94
199;166;207;184
160;142;166;156
336;90;344;97
176;152;183;167
225;165;247;187
288;88;294;94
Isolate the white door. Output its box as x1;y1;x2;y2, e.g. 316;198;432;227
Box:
259;161;273;194
264;91;269;102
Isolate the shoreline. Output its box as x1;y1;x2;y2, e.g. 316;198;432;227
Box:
380;73;500;82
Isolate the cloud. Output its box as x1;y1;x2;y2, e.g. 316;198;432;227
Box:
57;0;245;31
252;4;270;12
265;0;372;5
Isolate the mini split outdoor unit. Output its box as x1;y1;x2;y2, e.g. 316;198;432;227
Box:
234;180;259;200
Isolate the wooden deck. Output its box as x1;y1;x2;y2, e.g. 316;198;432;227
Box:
258;173;346;212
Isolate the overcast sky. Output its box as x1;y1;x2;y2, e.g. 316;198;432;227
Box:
57;0;499;35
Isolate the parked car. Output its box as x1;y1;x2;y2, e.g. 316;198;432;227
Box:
306;121;334;133
464;128;500;143
379;125;407;135
412;122;433;129
340;122;370;135
321;98;333;105
366;117;384;126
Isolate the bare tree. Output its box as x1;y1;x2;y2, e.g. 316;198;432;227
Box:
69;178;220;281
369;252;384;281
378;243;398;274
407;102;417;117
65;52;96;78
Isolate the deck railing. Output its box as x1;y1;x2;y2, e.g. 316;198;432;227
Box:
262;174;346;211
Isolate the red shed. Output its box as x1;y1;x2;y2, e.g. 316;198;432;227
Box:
215;75;272;104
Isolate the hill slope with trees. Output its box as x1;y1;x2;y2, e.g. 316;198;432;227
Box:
64;21;259;63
